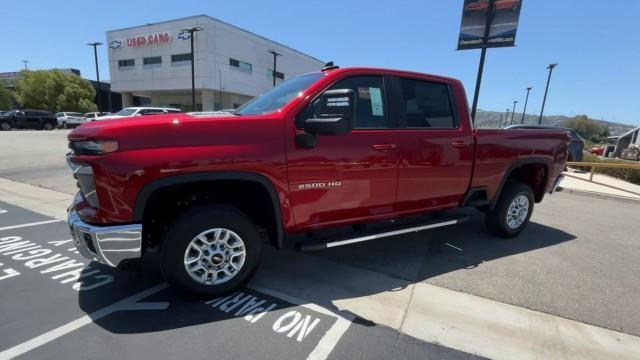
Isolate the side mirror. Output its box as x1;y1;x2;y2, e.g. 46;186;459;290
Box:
304;89;355;135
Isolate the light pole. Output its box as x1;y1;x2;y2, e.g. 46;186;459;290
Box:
470;0;497;124
521;87;532;124
86;42;103;112
510;100;518;125
498;114;503;128
267;50;282;87
538;63;558;125
505;108;510;127
181;27;203;111
21;60;29;70
218;69;223;110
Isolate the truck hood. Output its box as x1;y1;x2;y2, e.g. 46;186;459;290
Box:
67;112;279;151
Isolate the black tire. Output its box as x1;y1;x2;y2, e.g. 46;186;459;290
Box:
161;204;262;297
0;121;11;131
43;122;54;130
485;182;534;238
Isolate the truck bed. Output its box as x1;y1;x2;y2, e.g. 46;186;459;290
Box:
471;128;570;202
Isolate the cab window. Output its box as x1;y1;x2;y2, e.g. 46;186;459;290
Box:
298;76;386;129
399;78;456;128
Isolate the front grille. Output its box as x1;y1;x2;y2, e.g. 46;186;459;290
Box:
67;154;99;207
76;172;98;207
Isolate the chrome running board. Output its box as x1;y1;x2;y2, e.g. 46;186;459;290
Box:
299;216;468;251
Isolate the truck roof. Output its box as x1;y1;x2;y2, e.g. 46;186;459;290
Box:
310;66;462;84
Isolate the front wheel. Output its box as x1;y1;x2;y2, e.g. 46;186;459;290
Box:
0;121;11;131
43;122;54;130
485;182;534;238
161;204;262;297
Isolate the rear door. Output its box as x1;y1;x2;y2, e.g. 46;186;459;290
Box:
391;76;474;211
23;111;41;128
286;75;399;229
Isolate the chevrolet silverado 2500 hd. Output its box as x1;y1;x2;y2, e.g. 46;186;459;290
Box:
67;65;569;296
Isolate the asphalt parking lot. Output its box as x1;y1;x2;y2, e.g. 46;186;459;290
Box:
0;200;476;360
1;130;639;359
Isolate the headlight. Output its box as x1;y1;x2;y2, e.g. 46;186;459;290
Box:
70;140;119;155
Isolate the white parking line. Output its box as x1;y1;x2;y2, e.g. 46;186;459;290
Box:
248;284;353;360
0;283;169;360
0;220;63;231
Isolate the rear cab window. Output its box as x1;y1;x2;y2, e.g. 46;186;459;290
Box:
398;78;457;129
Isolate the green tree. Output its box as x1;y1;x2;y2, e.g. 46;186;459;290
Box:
563;115;609;143
15;69;98;113
0;85;12;109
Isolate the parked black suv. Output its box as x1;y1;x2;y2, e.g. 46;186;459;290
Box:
0;110;58;131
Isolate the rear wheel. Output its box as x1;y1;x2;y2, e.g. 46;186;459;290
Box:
43;122;54;130
485;182;534;238
0;121;11;131
161;204;262;297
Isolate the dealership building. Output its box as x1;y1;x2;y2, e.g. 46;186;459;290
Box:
107;15;324;111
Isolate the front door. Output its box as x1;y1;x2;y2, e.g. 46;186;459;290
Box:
286;75;399;230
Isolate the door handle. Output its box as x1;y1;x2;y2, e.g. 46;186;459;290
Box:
451;141;470;148
372;144;397;151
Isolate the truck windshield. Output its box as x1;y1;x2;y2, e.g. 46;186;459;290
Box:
235;73;324;116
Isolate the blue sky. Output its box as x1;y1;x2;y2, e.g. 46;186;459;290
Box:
1;0;638;125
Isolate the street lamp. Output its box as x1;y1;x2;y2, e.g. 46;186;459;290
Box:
86;42;103;112
21;60;29;70
181;27;203;111
498;114;503;128
538;63;558;125
510;100;518;125
520;87;532;124
267;50;282;87
505;108;510;127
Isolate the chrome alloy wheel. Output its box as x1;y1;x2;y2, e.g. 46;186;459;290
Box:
506;194;529;229
183;228;246;285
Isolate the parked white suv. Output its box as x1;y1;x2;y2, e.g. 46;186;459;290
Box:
55;112;86;128
95;107;182;121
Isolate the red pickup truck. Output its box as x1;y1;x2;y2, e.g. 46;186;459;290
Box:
67;64;568;296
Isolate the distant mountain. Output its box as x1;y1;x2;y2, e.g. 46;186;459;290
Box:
474;110;636;136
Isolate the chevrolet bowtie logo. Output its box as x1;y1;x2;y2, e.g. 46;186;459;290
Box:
109;40;122;49
178;30;191;40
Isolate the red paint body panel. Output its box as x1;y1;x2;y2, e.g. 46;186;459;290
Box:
68;67;568;234
471;128;569;200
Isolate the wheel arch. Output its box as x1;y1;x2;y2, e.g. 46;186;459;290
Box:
133;171;284;248
490;158;551;209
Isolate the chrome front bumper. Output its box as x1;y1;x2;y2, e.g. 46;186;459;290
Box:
68;209;143;267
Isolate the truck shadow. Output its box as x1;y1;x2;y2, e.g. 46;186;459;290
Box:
77;208;576;335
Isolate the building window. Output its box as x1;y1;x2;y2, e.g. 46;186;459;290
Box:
118;59;135;69
229;58;252;73
143;56;162;66
171;53;191;65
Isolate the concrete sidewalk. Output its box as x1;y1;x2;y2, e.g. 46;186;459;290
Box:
2;176;640;359
561;168;640;201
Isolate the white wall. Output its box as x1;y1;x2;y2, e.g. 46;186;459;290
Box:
107;15;324;100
